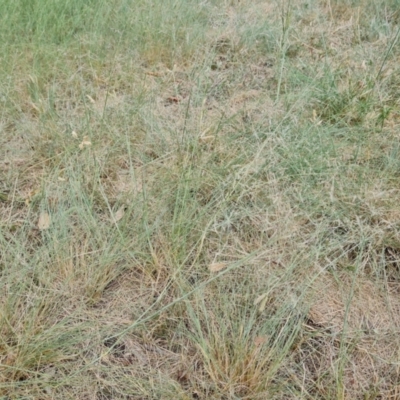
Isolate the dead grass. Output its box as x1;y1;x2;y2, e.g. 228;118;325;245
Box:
1;0;400;398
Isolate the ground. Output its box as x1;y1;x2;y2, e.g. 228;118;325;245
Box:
1;0;400;398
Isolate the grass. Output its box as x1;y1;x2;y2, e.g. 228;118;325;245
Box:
1;0;400;398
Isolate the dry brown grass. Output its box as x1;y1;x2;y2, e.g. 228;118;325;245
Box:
1;0;400;398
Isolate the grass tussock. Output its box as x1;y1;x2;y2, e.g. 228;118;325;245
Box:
1;0;400;398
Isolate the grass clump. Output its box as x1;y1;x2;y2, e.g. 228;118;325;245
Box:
1;0;400;398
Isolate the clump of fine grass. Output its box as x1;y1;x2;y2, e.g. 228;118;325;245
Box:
2;0;400;398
